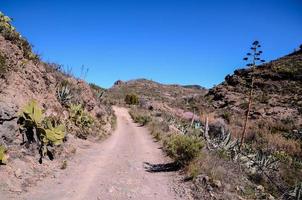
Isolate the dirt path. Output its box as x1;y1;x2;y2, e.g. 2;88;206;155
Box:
18;107;185;200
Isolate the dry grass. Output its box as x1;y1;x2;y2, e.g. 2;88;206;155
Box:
264;133;301;157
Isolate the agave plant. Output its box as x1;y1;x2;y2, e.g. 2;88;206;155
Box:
288;182;302;200
205;126;239;153
56;84;73;106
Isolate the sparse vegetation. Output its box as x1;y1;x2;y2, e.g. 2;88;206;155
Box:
0;12;39;61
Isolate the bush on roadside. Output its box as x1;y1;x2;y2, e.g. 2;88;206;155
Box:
135;115;151;126
125;94;139;105
129;109;151;126
164;134;204;166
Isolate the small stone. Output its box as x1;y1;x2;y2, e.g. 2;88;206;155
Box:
267;194;275;200
236;186;245;193
213;180;222;188
14;168;22;179
256;185;265;192
206;185;213;192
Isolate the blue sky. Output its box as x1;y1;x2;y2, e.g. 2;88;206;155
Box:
1;0;302;88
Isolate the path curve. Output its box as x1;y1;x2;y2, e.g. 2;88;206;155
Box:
20;106;183;200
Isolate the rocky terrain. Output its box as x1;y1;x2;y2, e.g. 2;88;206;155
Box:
0;12;115;195
107;48;302;199
105;78;207;119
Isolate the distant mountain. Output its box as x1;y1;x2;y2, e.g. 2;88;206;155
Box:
105;78;207;112
182;84;206;90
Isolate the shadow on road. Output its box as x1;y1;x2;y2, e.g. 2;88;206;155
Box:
143;162;181;173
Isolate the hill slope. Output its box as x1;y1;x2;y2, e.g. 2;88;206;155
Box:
0;12;115;195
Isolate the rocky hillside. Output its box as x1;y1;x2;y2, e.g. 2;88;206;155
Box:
109;50;302;151
204;49;302;154
114;49;302;199
0;12;115;194
105;79;207;119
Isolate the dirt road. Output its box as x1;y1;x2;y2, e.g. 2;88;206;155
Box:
18;107;184;200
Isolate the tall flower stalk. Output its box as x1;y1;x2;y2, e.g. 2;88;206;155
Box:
239;41;265;149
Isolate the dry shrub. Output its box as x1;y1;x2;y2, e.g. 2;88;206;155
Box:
199;112;216;124
264;133;301;157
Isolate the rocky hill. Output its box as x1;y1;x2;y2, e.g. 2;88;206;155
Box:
108;50;302;156
0;12;115;194
105;79;207;119
204;49;302;155
106;48;302;199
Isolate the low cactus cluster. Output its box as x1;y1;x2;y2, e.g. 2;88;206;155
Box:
69;104;94;128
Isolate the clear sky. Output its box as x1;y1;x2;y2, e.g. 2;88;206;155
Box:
1;0;302;88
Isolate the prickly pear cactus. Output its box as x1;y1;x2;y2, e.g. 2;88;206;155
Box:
44;124;65;145
18;100;66;163
19;100;43;125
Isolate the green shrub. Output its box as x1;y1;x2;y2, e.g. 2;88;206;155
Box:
18;100;65;163
125;94;139;105
164;134;204;166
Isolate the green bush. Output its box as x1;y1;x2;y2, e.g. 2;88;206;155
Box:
164;134;204;166
125;94;139;105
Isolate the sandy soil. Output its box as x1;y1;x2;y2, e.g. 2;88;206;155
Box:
13;107;184;200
